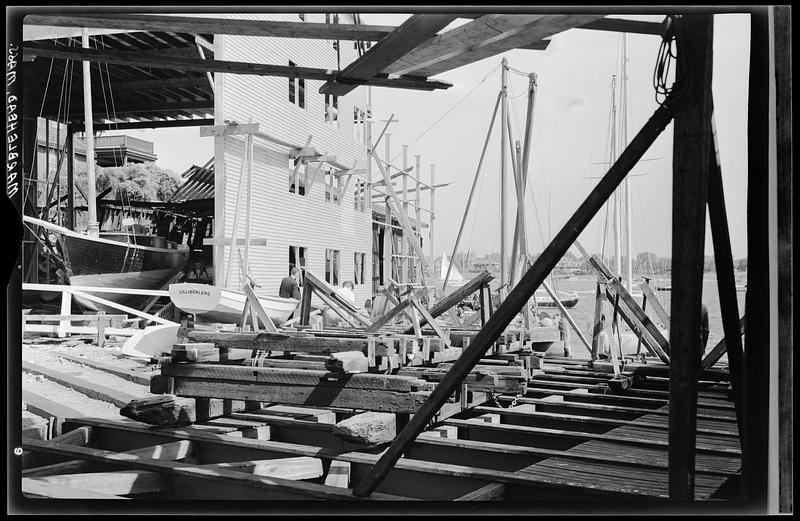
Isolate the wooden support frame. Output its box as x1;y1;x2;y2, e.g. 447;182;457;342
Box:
352;85;676;497
667;14;714;501
299;270;371;329
320;14;458;96
23;43;452;92
403;270;493;334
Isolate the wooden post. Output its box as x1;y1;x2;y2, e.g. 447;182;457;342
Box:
415;154;422;285
401;145;409;286
590;281;603;361
541;280;591;355
66;124;75;231
384;134;393;286
707;112;746;446
352;91;676;497
212;33;226;286
242;132;254;283
499;57;508;287
429;163;435;276
668;14;714;501
81;28;98;236
774;5;792;513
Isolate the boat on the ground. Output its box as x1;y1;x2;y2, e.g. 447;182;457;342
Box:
23;215;190;311
533;288;580;309
169;282;298;327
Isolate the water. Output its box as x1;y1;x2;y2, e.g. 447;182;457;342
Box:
545;273;747;361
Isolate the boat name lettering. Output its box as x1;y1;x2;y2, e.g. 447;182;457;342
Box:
178;289;212;296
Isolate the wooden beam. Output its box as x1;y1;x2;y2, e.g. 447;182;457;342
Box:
30;470;170;496
774;5;793;513
743;6;771;506
668;14;714;501
320;14;457;96
403;270;493;334
22;477;130;499
706;113;746;445
638;280;670;327
23;14;397;41
23;43;452;92
700;315;745;371
198;457;323;480
352;90;676;497
576;17;663;35
383;14;605;77
22;438;409;500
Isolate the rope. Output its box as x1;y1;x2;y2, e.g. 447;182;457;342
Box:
390;62;501;163
652;15;689;108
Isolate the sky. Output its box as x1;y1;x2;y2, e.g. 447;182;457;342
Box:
131;12;751;262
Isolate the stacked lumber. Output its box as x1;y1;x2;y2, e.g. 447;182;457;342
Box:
397;363;528;394
152;363;440;413
120;395;197;427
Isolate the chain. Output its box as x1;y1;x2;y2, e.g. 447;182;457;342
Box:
490;392;523;409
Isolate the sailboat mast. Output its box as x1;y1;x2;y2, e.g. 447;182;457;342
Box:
610;75;621;276
81;28;99;236
622;35;634;294
500;57;509;286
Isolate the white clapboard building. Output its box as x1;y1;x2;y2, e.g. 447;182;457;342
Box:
211;13;375;307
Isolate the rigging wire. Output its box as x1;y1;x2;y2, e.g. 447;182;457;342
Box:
389;62;501;163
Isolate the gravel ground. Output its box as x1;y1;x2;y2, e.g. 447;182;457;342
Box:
22;371;122;419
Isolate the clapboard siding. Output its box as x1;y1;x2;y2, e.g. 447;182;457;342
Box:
217;13;373;307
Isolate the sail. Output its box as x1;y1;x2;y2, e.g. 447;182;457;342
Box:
441;251;464;281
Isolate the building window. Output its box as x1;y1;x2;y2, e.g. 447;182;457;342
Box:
353;107;366;144
325;94;339;128
325;248;340;286
324;167;340;205
289;246;307;286
298;13;305;21
353;180;366;213
354;252;365;285
288;61;305;108
326;14;340;50
288;157;306;195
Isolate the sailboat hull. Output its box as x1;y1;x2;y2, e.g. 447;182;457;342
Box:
169;283;298;327
24;216;190;311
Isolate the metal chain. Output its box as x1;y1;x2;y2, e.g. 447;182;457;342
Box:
490;392;523;409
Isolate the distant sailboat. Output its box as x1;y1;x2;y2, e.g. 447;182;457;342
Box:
440;251;464;282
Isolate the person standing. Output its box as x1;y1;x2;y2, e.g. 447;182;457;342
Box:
279;267;302;300
701;303;710;350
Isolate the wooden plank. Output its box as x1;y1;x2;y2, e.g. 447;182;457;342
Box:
365;298;412;333
352;93;676;497
744;6;771;506
22;438;410;500
23;14;397;41
167;378;434;414
24;43;452;92
454;482;505;501
774;5;793;513
403;271;493;334
22;477;130;499
706;112;746;444
668;14;714;501
120;395;197;427
21;390;85;437
700;315;745;370
383;14;604;77
324;460;351;488
22;360;141;408
160;364;430;392
325;351;369;374
30;469;170;496
320;14;457;95
576;17;663;35
638;280;670;326
199;122;260;137
54;352;153;386
198;457;323;480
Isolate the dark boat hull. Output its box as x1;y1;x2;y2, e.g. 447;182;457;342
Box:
537;297;579;309
59;232;189;310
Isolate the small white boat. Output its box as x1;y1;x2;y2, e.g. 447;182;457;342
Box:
533;289;580;309
169;283;298;327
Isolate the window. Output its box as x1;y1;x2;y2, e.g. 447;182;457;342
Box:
353;180;366;212
323;167;340;205
325;249;340;286
289;246;307;286
324;94;339;127
298;13;305;21
326;14;340;50
288;158;306;195
353;107;366;144
288;61;305;108
354;252;365;285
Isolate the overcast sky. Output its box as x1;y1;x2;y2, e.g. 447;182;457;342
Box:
134;13;751;262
